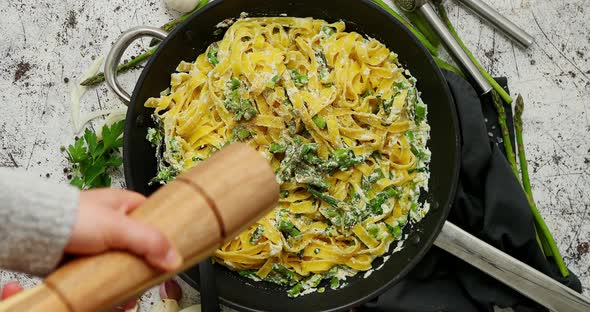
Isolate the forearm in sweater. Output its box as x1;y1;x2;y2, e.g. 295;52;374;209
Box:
0;167;79;276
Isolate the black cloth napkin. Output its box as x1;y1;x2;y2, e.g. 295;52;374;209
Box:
360;71;582;312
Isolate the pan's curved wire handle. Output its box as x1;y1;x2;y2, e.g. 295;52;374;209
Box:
435;221;590;312
105;26;168;105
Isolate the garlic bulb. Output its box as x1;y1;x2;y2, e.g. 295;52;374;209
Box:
159;279;183;301
149;299;180;312
165;0;200;13
179;305;202;312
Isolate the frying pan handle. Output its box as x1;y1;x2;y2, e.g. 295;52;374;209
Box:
105;26;168;105
434;221;590;312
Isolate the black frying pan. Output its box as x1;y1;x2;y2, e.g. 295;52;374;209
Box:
104;0;590;311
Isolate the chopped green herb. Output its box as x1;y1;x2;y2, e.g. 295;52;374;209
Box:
241;99;258;120
320;206;343;227
415;102;427;124
323;225;337;237
269;143;287;154
224;90;258;121
362;169;385;191
368;187;400;215
410;144;427;161
151;166;179;184
280;190;290;198
207;44;220;66
343;209;365;228
290;69;309;88
398;217;408;227
329;277;340;289
367;225;380;238
383;99;393;114
312;115;327;130
314;248;321;254
191;156;203;162
393;80;406;89
228;77;241;90
232;125;252;141
265;273;290;285
295;165;330;189
146;127;162;146
386;224;403;239
321;25;336;37
283;97;293;107
317;287;325;293
372;151;382;161
389;52;398;63
361;89;373;98
325;266;339;277
267;74;281;88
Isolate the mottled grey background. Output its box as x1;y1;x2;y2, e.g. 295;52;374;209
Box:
0;0;588;310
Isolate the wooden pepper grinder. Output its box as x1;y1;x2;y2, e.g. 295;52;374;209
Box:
0;143;279;312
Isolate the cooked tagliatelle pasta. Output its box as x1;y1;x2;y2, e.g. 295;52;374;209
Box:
144;16;431;297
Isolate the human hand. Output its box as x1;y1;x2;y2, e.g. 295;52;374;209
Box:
65;188;183;271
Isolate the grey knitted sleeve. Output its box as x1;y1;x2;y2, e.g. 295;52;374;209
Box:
0;167;79;276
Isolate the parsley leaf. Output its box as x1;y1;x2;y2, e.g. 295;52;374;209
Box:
65;121;125;190
207;44;220;66
290;69;309;88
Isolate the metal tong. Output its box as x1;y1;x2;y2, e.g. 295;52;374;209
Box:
455;0;534;48
393;0;534;94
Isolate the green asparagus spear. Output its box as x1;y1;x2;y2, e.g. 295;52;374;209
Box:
80;0;209;86
491;91;519;178
80;46;157;86
403;10;441;48
436;4;513;104
515;95;569;277
278;219;301;237
371;0;439;56
161;0;210;31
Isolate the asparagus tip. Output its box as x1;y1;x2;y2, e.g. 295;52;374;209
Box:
491;90;502;108
79;78;93;86
515;94;524;118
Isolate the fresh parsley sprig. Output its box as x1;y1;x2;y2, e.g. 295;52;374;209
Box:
65;121;125;189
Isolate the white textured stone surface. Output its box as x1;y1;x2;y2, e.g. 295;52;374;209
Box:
0;0;588;310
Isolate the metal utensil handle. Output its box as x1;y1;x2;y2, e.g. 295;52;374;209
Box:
418;2;492;94
435;221;590;312
456;0;534;47
105;26;168;105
